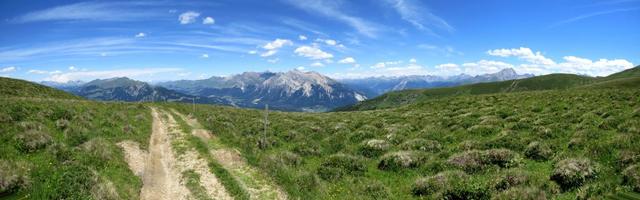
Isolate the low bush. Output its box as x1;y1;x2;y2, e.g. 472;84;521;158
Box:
493;170;531;191
447;149;520;172
484;149;521;168
623;164;640;192
400;139;441;152
550;158;598;190
524;141;553;161
317;154;367;180
80;137;118;164
447;150;485;172
412;170;468;196
492;187;547;200
359;139;390;157
14;129;52;152
378;151;423;171
0;160;30;194
357;179;390;199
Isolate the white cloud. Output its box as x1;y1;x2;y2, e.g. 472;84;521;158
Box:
45;68;182;83
384;0;454;34
260;50;277;57
371;60;403;69
324;39;337;46
487;47;555;65
296;66;306;71
486;47;634;76
68;66;77;71
263;39;293;50
410;58;417;63
298;35;308;40
294;46;333;60
338;57;356;64
178;11;200;24
27;69;48;74
27;69;64;75
201;54;209;58
260;39;293;57
177;72;191;77
283;0;380;37
248;50;257;55
1;66;17;73
135;32;146;38
462;60;514;75
202;16;215;24
310;62;324;67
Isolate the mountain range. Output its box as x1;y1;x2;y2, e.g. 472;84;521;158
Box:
42;68;533;112
340;68;533;97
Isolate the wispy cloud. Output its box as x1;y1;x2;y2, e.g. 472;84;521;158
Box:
11;2;162;23
282;0;380;37
44;68;184;83
1;66;17;73
384;0;454;35
550;7;640;28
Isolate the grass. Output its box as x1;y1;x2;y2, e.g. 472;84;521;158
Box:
339;66;639;111
182;170;213;200
0;77;81;100
166;88;640;199
0;98;151;199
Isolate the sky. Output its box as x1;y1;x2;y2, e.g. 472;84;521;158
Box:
0;0;638;82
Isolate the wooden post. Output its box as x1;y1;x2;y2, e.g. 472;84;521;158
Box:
263;104;268;149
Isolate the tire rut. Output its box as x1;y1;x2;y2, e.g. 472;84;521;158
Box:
117;107;232;200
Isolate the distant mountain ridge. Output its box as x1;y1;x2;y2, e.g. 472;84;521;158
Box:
340;68;533;97
157;70;366;111
43;77;230;105
338;66;640;111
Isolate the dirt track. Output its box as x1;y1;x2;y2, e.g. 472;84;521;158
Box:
118;107;232;200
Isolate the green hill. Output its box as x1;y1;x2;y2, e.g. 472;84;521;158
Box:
0;77;81;100
605;66;640;80
339;66;640;111
338;73;595;111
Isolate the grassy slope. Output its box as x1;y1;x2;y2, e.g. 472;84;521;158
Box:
339;74;595;111
0;77;81;100
341;66;640;111
170;88;640;199
0;99;151;199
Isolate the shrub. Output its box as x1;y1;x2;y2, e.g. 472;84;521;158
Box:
492;187;547;200
80;138;117;163
359;139;390;157
447;150;485;172
484;149;521;168
524;141;553;161
493;170;531;191
447;149;520;172
14;129;52;152
55;119;70;130
459;140;480;151
550;158;598;190
378;151;422;171
623;164;640;192
467;125;500;136
400;139;441;152
0;160;30;194
358;180;390;199
292;143;321;156
267;151;302;167
317;154;367;180
412;170;468;196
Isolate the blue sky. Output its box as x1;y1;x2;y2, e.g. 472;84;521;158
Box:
0;0;638;82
